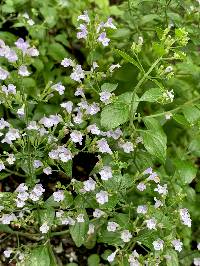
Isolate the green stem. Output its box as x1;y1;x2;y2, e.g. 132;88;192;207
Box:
129;57;162;129
144;94;200;119
50;230;69;237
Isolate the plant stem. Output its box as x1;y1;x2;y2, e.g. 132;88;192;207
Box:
144;94;200;119
129;57;162;129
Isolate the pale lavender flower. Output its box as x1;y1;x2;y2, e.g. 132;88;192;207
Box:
18;65;30;76
109;63;121;73
98;32;110;46
61;57;74;67
70;65;85;82
97;139;112;154
104;18;116;29
0;67;9;80
61;101;73;113
43;167;52;175
77;11;90;24
121;230;132;242
172;239;183;252
99;91;112;104
153;239;164;251
70;130;83;145
53;190;65;202
107;221;119;232
83;178;96;192
99;166;112;181
96;190;109;204
77;24;88;39
52;82;65;95
179;208;192;227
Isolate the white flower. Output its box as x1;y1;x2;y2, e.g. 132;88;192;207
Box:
143;167;153;175
137;205;148;214
43;167;52;175
83;178;96;192
17;106;25;117
77;11;90;24
104;17;116;29
197;243;200;250
77;23;88;39
119;141;134;153
0;161;5;171
3;248;13;258
87;124;101;135
153;239;164;251
147;172;160;183
145;218;157;230
107;250;117;262
52;82;65;95
76;214;85;223
70;65;85;82
194;258;200;266
15;183;28;193
56;210;64;218
109;63;121;73
87;224;95;234
93;209;105;218
163;89;174;102
0;213;17;224
154;184;168;196
39;222;49;234
15;198;26;208
61;58;73;67
29;184;45;201
61;101;73;113
2;84;16;95
171;239;183;252
18;65;30;76
99;166;112;181
99;91;112;104
107;221;119;232
61;216;75;225
75;87;85;97
53;190;65;202
98;32;110;46
165;66;173;73
27;47;39;56
33;160;43;169
137;182;146;191
1;128;20;144
70;130;83;145
6;154;16;165
96;190;109;204
0;67;9;80
121;230;132;243
15;38;29;52
154;197;163;208
165;112;172;120
179;208;191;227
97;139;112;154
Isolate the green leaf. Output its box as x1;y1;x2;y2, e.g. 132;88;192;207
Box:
88;254;100;266
48;43;68;61
140;88;163;102
70;212;89;247
114;49;141;70
101;83;118;92
101;101;129;129
61;160;72;177
136;229;158;250
141;118;167;163
174;159;197;184
0;224;14;233
25;245;51;266
165;249;179;266
182;106;200;124
39;208;55;225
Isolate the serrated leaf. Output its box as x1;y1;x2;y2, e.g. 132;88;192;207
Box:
101;101;129;129
101;83;118;92
182;106;200;124
136;229;158;249
25;245;51;266
141;118;167;163
140;87;163;102
70;212;89;247
48;43;68;61
174;159;197;184
165;249;179;266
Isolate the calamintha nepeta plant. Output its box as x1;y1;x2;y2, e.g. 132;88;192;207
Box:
0;8;200;266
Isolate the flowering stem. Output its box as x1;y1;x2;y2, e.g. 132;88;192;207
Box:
144;94;200;119
129;57;162;130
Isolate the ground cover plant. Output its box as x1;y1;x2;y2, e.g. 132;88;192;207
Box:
0;0;200;265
